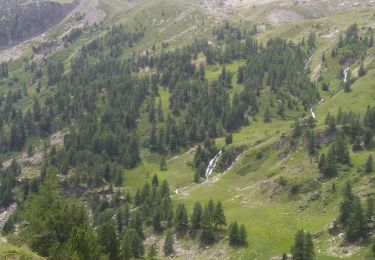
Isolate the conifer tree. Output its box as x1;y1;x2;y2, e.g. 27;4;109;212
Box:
263;106;271;123
174;203;189;233
191;202;203;230
98;222;119;260
229;221;239;246
365;154;373;173
164;231;174;256
304;232;315;260
291;230;306;260
239;224;247;245
214;201;226;228
152;174;159;187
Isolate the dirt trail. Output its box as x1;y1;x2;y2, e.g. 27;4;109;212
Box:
166;145;197;163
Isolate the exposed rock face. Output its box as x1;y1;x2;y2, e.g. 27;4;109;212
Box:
0;0;78;48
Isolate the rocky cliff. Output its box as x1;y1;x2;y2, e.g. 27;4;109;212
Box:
0;0;78;48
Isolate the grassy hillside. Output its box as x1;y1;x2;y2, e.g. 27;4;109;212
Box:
0;0;374;259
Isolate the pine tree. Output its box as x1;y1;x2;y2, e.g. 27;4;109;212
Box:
263;106;271;123
229;221;239;246
98;222;119;260
214;201;226;228
123;228;144;258
366;197;374;222
152;174;159;187
191;202;203;230
160;156;167;171
174;203;188;233
157;98;164;122
199;63;205;80
238;224;247;245
152;209;162;233
304;232;315;260
345;198;367;242
291;230;305;260
365;154;373;173
163;231;174;256
358;63;366;77
225;133;233;145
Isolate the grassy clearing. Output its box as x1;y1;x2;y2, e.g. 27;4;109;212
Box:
0;241;43;259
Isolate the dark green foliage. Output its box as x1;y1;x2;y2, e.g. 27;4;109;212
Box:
291;229;315;260
229;221;239;246
98;222;119;260
364;154;373;173
228;221;247;246
21;170;93;257
216;147;236;172
175;203;189;233
160;156;167;171
122;229;144;258
147;244;157;259
367;198;374;222
358;63;366;77
0;62;8;77
337;24;370;64
263;106;272;123
191;202;203;230
214;201;227;228
339;182;368;242
0;160;20;207
58;225;99;260
225;133;233;145
164;231;174;256
319;137;351;178
47;59;64;85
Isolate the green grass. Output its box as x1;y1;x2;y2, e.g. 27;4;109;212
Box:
0;241;43;259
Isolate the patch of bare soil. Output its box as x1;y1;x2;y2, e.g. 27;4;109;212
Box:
2;130;68;172
326;233;362;257
311;62;322;82
145;233;229;259
167;146;197;163
0;203;16;227
201;0;278;19
267;9;304;26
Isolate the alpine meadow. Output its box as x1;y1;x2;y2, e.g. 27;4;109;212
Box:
0;0;374;259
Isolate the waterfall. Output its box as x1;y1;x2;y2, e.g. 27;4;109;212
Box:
205;150;222;181
343;67;350;83
310;108;316;119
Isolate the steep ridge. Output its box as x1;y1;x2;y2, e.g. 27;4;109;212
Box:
0;0;78;48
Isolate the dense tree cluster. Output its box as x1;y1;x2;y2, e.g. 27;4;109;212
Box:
336;24;373;65
290;229;315;260
0;160;21;207
228;221;247;246
3;171;246;259
62;28;83;44
318;137;351;178
338;182;369;242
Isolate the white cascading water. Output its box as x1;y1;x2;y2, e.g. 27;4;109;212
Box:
343;67;350;83
205;150;222;181
310;108;316;119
